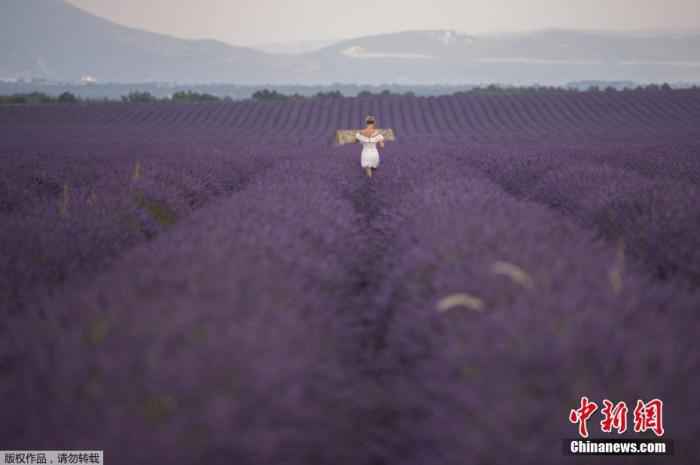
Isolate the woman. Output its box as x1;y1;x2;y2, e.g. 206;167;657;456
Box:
355;115;385;178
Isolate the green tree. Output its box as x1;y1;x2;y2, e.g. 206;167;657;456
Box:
58;92;78;103
172;90;220;102
122;91;158;103
315;90;343;99
252;89;289;101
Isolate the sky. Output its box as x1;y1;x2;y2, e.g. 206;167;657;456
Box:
66;0;700;47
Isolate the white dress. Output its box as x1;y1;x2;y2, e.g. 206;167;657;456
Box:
356;132;384;168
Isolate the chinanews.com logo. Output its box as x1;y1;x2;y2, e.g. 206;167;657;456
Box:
563;396;674;456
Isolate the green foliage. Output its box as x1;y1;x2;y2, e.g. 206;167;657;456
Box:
144;199;178;227
58;91;79;103
0;95;26;104
121;91;160;103
0;82;691;106
171;90;220;102
314;90;343;99
133;192;178;228
83;316;111;346
356;89;408;97
0;92;54;104
451;83;684;95
631;83;674;92
453;85;577;96
252;89;292;101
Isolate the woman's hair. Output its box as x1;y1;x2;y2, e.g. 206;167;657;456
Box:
365;115;376;125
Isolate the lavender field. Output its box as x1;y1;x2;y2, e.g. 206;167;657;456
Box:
2;91;700;464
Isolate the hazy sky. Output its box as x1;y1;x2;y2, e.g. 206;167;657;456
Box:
66;0;700;47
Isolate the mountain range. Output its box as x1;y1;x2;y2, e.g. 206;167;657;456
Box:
3;0;700;84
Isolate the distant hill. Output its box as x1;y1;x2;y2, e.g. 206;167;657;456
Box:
304;29;700;84
2;0;700;84
0;0;286;83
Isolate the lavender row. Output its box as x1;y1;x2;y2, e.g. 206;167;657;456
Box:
2;92;699;140
460;142;700;290
3;153;381;464
357;148;699;463
0;126;301;316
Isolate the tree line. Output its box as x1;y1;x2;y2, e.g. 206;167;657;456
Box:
0;90;226;105
0;83;692;105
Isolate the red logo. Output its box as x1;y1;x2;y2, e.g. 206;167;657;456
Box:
600;399;629;434
633;399;665;437
570;397;665;438
569;396;599;438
